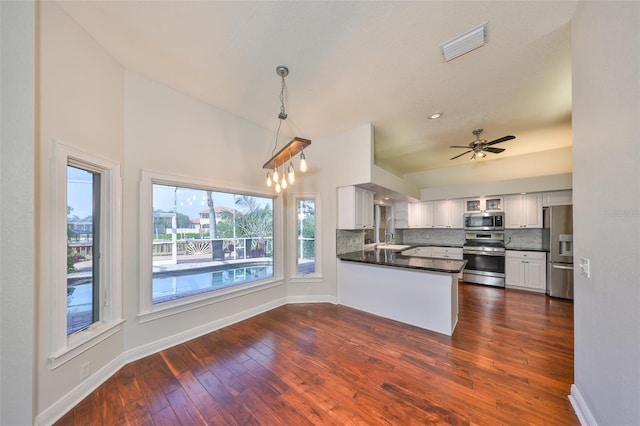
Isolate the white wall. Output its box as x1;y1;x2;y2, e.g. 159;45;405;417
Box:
0;1;36;424
405;146;572;190
34;4;378;421
284;123;376;299
37;0;126;416
419;173;572;201
122;71;287;351
571;2;640;425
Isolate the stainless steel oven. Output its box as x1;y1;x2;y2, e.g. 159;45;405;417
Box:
463;232;505;287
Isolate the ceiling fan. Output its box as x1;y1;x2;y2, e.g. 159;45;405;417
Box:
449;128;515;161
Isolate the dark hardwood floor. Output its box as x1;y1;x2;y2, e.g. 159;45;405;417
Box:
56;283;577;425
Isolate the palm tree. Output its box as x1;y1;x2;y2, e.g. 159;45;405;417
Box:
234;195;260;214
206;191;218;259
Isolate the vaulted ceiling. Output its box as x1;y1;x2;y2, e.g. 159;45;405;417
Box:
58;0;576;181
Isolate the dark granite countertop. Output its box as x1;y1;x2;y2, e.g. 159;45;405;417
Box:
338;250;467;274
416;243;463;248
505;246;549;252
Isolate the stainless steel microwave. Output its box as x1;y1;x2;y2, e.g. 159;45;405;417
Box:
464;212;505;231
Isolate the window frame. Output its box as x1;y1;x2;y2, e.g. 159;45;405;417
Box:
50;141;123;369
289;193;323;281
138;170;283;323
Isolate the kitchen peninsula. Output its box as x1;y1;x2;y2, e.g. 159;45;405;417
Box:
337;249;467;336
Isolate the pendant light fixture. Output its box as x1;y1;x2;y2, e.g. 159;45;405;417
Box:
263;65;310;193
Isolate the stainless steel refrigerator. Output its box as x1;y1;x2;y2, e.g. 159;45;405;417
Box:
543;205;574;299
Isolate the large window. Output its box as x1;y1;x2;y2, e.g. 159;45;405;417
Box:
66;165;100;334
51;142;123;368
291;194;322;279
139;173;278;318
296;198;316;274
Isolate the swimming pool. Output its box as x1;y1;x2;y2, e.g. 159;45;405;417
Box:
67;263;273;331
152;263;273;303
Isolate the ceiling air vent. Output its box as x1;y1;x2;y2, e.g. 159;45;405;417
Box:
440;21;488;62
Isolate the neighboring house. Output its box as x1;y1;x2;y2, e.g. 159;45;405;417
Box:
197;206;236;230
67;218;93;241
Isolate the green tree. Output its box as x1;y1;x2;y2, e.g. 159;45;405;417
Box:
236;204;273;255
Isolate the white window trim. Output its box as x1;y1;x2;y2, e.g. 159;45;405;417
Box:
138;170;284;322
50;141;123;369
289;193;323;282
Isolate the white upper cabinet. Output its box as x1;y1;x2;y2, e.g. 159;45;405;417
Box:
407;201;434;228
433;199;464;228
542;190;573;206
504;193;543;228
337;186;374;229
464;196;503;213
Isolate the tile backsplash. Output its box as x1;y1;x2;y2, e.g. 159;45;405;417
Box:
336;227;545;254
398;228;465;246
504;228;544;249
336;229;366;255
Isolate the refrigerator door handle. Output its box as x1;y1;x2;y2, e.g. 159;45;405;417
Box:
552;264;574;270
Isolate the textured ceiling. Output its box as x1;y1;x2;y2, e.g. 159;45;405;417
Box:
58;0;576;176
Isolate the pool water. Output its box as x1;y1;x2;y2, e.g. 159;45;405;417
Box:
67;264;273;326
152;264;273;303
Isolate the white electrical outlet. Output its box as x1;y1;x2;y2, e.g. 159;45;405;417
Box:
579;257;591;278
81;362;91;380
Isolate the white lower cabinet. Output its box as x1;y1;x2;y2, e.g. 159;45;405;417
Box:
403;246;463;279
505;250;547;292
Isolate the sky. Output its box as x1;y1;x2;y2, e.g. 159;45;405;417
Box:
67;167;272;220
67;166;94;219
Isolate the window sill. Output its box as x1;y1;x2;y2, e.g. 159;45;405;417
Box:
49;319;125;370
138;277;284;323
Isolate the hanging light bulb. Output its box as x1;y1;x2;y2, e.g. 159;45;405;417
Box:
287;162;295;184
262;66;311;192
299;150;308;172
266;171;272;187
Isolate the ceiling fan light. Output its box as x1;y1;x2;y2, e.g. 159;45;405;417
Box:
471;153;476;160
478;151;486;158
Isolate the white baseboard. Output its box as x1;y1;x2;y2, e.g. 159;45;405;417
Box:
569;383;598;426
36;297;288;426
36;354;125;426
286;294;337;304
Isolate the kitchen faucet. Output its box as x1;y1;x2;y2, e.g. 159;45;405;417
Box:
385;216;395;245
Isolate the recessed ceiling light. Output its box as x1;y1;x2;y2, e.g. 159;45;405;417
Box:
428;112;443;120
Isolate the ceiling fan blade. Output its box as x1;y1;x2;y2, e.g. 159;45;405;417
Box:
449;145;472;149
450;150;472;160
482;147;505;154
485;135;515;146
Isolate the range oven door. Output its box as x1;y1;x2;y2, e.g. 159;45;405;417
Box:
463;250;505;287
